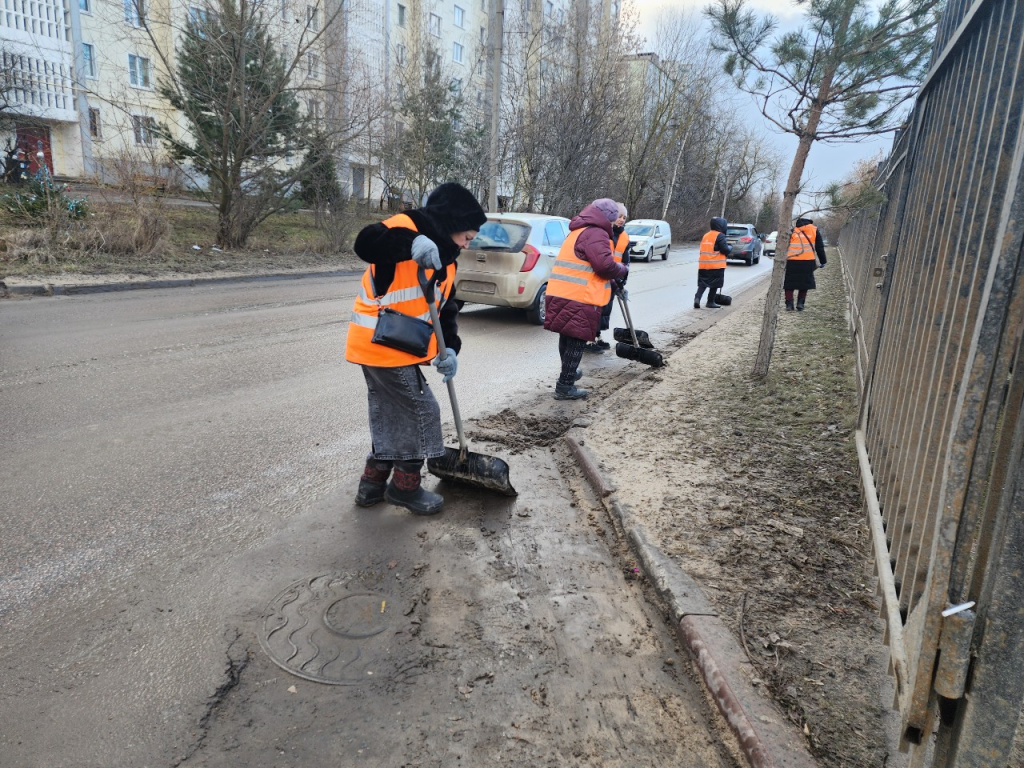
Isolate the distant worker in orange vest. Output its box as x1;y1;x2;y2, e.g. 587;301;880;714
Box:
695;217;732;309
589;202;631;352
346;182;486;515
784;217;827;311
544;198;629;400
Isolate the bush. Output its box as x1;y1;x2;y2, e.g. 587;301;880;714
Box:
1;171;88;224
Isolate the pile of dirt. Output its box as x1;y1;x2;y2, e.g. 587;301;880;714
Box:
584;259;897;768
469;409;574;453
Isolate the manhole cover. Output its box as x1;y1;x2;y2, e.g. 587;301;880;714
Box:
258;573;391;685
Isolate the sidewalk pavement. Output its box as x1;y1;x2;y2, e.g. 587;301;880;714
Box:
567;278;820;768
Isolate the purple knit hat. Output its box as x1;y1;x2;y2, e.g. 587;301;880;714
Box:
591;198;620;223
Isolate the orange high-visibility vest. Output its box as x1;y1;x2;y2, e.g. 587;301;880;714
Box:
611;231;628;264
787;224;818;261
345;213;454;367
547;228;612;307
699;230;727;270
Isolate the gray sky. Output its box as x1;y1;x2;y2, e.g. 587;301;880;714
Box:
629;0;897;202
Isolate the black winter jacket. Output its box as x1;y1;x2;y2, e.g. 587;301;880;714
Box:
353;209;463;355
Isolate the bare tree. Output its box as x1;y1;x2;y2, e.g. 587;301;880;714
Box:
500;0;636;214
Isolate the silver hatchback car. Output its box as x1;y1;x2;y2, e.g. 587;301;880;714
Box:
453;213;571;324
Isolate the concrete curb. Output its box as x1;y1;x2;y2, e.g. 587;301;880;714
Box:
564;395;820;768
0;269;360;298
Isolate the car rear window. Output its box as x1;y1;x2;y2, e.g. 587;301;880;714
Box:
727;227;750;237
469;221;530;251
625;224;654;237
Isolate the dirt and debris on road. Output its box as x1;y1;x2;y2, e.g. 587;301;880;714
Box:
582;258;900;768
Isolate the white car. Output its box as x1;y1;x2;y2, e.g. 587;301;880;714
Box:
624;219;672;262
764;230;778;257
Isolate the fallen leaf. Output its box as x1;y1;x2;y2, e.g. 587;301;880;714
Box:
287;685;297;694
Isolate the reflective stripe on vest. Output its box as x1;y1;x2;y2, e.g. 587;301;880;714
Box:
546;228;612;307
787;224;818;261
345;214;455;367
611;231;628;264
699;231;726;270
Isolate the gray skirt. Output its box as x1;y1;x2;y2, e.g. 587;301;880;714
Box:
361;365;444;461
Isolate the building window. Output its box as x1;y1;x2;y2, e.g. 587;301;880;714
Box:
189;6;210;28
453;42;464;64
397;3;405;26
480;26;486;45
132;115;156;145
477;58;484;76
128;54;151;88
480;0;485;10
306;53;319;78
545;0;552;15
79;0;91;13
454;4;464;27
306;98;321;121
306;5;319;30
123;0;144;26
429;12;441;36
396;43;406;65
81;43;96;78
281;0;287;21
451;77;462;94
88;107;102;138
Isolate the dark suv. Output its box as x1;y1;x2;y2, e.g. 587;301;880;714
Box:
725;223;763;266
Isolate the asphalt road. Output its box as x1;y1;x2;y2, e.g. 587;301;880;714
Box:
0;247;773;766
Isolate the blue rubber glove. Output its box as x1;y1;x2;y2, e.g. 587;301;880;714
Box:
432;348;458;382
411;235;441;270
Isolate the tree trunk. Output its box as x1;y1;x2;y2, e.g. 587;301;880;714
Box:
751;132;812;377
662;130;689;220
752;40;843;377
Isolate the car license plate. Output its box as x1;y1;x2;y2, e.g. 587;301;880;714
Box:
459;280;497;295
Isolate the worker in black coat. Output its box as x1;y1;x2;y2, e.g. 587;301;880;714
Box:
784;217;828;311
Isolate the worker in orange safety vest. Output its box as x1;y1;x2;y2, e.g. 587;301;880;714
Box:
695;217;732;309
346;182;486;515
784;217;828;310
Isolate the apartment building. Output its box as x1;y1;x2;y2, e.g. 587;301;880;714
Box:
2;0;615;198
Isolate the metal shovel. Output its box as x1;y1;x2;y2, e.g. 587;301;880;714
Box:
613;285;665;368
419;270;517;497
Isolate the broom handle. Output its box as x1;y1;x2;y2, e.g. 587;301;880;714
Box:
614;283;641;347
420;268;469;457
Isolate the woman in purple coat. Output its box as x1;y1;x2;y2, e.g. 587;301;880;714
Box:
543;198;629;400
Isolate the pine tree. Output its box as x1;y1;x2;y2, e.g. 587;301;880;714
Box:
706;0;941;376
159;0;305;248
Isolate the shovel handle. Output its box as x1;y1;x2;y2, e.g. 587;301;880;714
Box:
614;283;641;347
419;267;469;460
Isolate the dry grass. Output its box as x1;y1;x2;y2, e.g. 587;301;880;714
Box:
0;199;379;278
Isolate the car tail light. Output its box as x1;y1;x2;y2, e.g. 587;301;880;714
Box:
740;236;752;243
520;244;541;272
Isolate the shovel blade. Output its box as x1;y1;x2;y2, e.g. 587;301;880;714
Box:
615;341;665;368
613;327;654;349
427;447;517;496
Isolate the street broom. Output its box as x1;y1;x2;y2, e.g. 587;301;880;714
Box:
613;285;664;368
419;272;517;497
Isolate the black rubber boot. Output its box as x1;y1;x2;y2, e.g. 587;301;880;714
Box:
785;299;795;311
796;299;805;311
554;384;588;400
694;289;704;309
355;457;391;507
385;463;443;515
706;289;721;309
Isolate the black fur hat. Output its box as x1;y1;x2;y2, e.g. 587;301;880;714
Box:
422;182;487;235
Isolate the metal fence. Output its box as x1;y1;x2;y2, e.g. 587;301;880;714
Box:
839;0;1024;764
